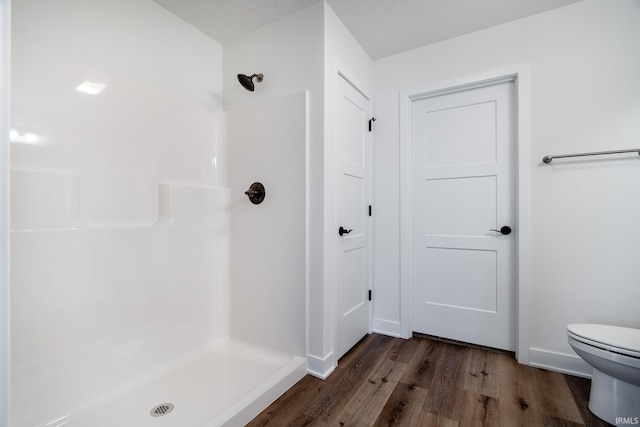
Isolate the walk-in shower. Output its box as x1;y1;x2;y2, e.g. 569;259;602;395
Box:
8;1;307;426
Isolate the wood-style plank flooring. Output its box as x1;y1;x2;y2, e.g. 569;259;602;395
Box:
248;333;609;427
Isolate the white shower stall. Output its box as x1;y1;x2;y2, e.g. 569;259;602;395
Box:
7;0;307;425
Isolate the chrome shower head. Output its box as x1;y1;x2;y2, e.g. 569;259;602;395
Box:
237;73;263;92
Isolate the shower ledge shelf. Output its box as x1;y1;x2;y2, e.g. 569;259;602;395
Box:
10;169;229;230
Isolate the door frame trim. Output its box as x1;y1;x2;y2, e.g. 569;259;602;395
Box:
399;65;531;364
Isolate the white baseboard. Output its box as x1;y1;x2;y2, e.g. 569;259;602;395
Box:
372;318;404;338
529;347;592;378
307;351;335;379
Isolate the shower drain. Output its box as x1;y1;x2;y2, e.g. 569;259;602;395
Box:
150;403;174;417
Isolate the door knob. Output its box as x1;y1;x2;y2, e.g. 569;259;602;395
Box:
490;226;512;235
338;226;353;236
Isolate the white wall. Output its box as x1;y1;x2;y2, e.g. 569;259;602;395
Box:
0;0;10;423
222;3;324;112
373;0;640;374
12;0;223;226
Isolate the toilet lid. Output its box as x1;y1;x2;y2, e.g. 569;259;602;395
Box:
568;323;640;356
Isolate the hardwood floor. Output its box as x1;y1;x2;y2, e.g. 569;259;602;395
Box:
248;333;610;427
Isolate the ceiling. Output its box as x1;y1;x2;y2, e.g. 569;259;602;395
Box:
153;0;581;59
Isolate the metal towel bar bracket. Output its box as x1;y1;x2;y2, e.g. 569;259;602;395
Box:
543;148;640;163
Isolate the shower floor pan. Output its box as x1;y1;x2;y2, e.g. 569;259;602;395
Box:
12;325;306;427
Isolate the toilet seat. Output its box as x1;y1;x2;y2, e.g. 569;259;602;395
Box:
568;323;640;358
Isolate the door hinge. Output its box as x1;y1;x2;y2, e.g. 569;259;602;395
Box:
368;205;372;217
368;290;372;301
368;117;376;132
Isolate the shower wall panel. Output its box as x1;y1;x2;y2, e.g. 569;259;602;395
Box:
10;171;230;426
11;0;224;226
227;92;307;359
11;0;227;424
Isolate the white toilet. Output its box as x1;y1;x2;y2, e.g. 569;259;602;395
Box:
567;323;640;425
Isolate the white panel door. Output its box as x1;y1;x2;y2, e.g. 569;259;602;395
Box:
335;75;371;359
411;81;515;351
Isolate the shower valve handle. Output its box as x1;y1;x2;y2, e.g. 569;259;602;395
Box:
244;182;266;204
338;226;353;236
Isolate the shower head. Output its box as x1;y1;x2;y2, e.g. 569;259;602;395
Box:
237;73;263;92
